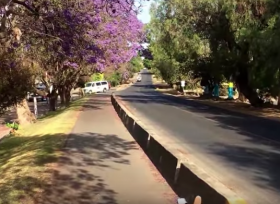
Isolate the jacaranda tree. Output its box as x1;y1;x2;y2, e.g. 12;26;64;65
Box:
0;0;144;119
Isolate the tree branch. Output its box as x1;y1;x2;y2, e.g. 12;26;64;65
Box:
12;0;38;15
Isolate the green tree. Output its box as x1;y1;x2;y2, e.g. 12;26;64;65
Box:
143;58;152;69
148;0;280;106
91;73;104;81
129;55;144;73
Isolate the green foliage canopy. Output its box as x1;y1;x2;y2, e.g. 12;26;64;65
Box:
148;0;280;106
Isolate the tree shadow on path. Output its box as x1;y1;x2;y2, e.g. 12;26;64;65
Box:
38;132;138;204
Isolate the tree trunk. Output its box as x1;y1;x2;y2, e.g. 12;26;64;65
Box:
65;89;71;106
49;98;56;111
16;99;36;125
235;84;246;102
79;88;84;97
236;65;263;107
64;85;72;106
58;86;66;106
49;90;57;111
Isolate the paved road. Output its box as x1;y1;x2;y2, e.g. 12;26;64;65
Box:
116;69;280;204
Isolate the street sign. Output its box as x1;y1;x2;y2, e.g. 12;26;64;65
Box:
180;80;185;87
33;97;38;118
49;85;53;93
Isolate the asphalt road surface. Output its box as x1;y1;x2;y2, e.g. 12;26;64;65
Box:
116;69;280;204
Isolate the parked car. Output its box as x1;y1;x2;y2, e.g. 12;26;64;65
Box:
27;87;47;102
27;92;47;102
137;75;142;82
84;80;110;94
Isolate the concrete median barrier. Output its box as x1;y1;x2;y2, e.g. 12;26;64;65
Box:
147;136;164;165
118;106;123;117
175;163;226;204
113;98;117;108
120;109;127;122
111;95;115;105
133;122;149;151
117;104;121;115
124;114;130;127
158;147;178;183
125;116;135;134
147;136;178;183
115;100;120;114
111;95;117;108
111;93;247;204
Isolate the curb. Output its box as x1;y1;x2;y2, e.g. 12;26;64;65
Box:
111;93;247;204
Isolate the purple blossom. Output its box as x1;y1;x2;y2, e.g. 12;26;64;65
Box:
94;16;102;23
64;61;79;69
24;44;31;51
4;0;144;76
12;42;20;48
95;61;105;72
87;57;97;63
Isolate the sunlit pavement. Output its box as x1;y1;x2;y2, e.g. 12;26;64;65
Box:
115;69;280;204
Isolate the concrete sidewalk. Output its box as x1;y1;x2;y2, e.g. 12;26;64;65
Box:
41;95;176;204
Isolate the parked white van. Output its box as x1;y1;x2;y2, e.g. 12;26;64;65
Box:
84;81;109;94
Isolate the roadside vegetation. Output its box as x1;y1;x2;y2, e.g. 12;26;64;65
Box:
0;1;145;203
0;0;144;126
0;98;86;203
99;54;144;87
146;0;280;108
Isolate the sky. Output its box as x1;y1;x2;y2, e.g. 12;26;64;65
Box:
137;0;152;24
137;0;153;48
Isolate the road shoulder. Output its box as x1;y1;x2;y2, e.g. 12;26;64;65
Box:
152;78;280;122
